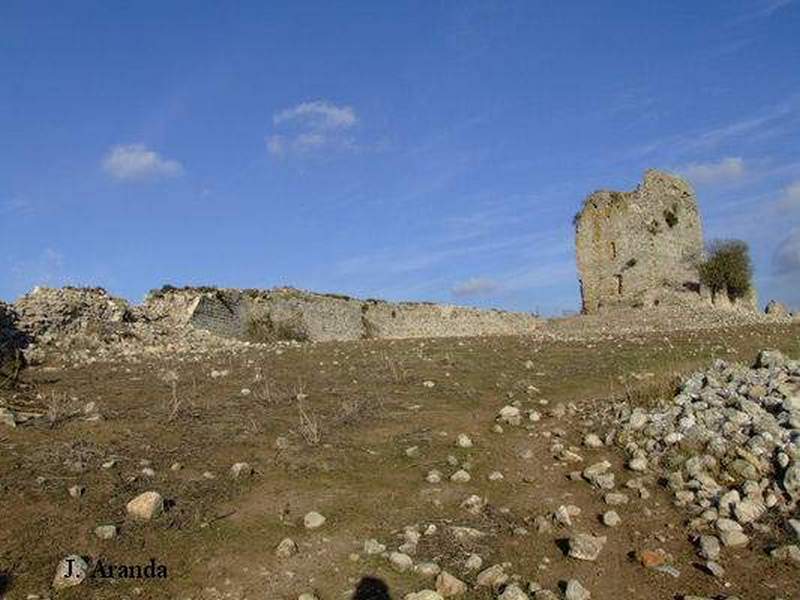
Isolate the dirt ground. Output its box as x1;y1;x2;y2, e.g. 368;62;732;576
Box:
1;321;799;600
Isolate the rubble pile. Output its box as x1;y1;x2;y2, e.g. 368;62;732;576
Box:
609;350;800;555
14;287;132;340
12;287;268;366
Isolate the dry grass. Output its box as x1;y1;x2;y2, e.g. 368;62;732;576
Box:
332;394;383;427
159;369;184;422
252;367;276;404
382;351;406;384
296;398;321;446
45;391;80;428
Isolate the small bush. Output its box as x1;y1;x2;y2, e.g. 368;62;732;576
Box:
697;239;753;300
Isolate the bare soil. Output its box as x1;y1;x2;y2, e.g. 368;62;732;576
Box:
1;322;799;600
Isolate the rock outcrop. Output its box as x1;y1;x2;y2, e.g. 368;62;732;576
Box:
575;170;704;313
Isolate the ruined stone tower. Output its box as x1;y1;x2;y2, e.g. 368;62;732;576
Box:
575;170;704;313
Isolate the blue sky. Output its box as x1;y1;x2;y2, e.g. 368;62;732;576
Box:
1;1;799;314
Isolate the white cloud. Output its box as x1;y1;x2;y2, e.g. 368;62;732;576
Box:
267;100;358;158
103;144;183;181
451;277;500;298
773;229;800;274
777;181;800;212
756;0;793;16
629;95;800;161
679;157;745;185
273;100;357;130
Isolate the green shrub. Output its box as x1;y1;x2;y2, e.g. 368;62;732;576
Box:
697;239;753;300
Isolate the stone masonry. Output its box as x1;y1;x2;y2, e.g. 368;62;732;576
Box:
575;170;704;313
144;287;540;342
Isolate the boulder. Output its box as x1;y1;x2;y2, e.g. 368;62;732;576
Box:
126;491;164;521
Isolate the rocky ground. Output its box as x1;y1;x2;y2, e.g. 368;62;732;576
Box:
1;305;799;599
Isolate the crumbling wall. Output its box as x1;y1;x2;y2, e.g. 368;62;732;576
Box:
139;287;205;326
187;291;251;340
247;290;364;342
148;287;540;342
575;170;704;313
361;301;539;339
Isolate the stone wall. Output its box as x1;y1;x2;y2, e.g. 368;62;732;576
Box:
188;291;252;340
145;287;540;342
248;289;365;342
575;170;705;313
361;301;541;339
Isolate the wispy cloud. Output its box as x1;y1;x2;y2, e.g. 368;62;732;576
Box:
678;157;746;185
0;197;33;216
267;100;358;158
773;229;800;274
102;144;183;181
777;181;800;213
442;208;526;242
628;95;800;161
451;277;500;298
336;230;562;278
273;100;357;130
728;0;794;24
752;0;793;17
770;229;800;309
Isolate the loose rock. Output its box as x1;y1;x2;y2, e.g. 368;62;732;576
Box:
568;533;606;561
436;571;467;597
564;579;591;600
52;555;88;589
303;511;326;529
126;491;164;522
275;537;298;558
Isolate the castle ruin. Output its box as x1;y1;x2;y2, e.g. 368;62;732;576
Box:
574;170;705;313
145;286;541;342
